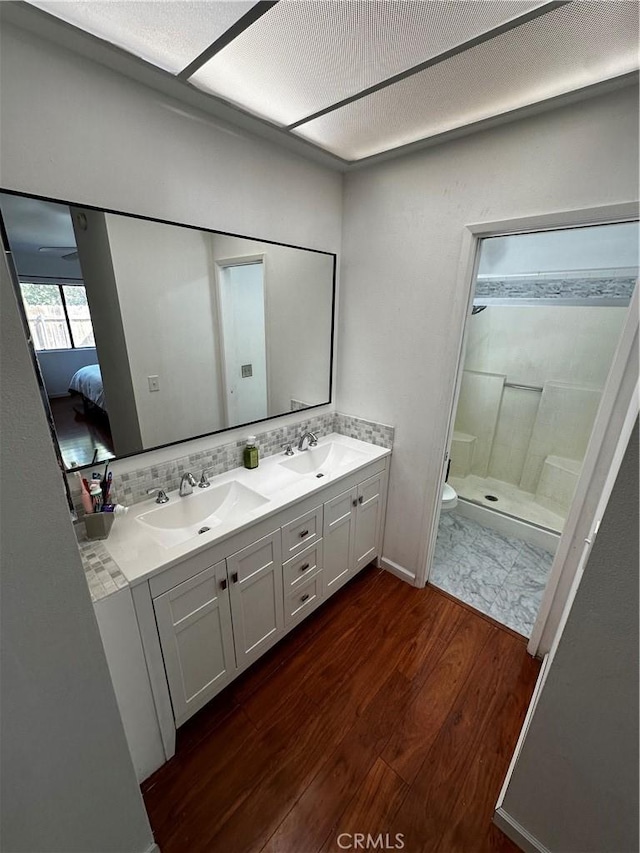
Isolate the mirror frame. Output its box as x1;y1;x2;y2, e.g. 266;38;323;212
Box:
0;187;337;473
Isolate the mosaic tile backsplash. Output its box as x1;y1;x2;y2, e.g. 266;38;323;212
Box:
70;411;394;516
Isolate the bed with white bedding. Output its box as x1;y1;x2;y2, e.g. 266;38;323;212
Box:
68;364;106;412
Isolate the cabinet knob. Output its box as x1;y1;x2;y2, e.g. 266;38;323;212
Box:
358;495;364;504
300;563;310;572
301;593;310;602
220;578;227;590
299;529;309;538
232;572;239;584
352;499;358;507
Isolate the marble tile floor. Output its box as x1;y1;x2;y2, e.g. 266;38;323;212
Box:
429;510;555;638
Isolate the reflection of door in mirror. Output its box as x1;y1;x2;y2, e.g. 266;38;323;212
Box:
216;259;268;426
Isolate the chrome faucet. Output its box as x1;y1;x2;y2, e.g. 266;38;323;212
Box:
179;472;197;496
297;431;318;451
147;487;169;504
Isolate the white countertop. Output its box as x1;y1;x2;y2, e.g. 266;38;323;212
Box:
101;433;390;587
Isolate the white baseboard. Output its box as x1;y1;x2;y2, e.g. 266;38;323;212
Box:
145;844;161;853
493;808;549;853
380;557;416;585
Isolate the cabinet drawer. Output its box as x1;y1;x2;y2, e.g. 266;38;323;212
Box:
283;540;323;588
281;505;322;558
285;570;323;626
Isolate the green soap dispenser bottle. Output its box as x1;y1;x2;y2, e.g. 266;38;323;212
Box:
243;435;259;469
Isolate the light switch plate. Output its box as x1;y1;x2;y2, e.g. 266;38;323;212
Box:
148;375;160;392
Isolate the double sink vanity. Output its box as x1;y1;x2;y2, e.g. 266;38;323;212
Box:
98;432;391;765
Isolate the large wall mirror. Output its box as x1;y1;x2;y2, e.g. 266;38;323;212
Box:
0;190;335;471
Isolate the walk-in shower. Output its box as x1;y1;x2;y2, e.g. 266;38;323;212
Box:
432;220;638;636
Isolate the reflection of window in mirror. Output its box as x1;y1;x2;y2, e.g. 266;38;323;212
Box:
20;282;96;350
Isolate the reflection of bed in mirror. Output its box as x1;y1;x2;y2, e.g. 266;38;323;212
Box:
0;189;336;471
50;363;113;469
69;363;107;412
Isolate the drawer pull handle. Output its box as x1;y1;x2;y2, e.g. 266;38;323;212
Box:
300;563;310;572
358;495;364;504
299;529;309;538
232;572;239;584
220;578;227;590
301;593;310;602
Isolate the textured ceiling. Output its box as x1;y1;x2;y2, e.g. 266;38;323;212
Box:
23;0;640;164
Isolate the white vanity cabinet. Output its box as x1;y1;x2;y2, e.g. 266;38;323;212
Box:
323;470;386;596
153;532;284;723
153;560;236;727
323;487;356;595
353;470;385;572
134;451;390;760
227;530;284;668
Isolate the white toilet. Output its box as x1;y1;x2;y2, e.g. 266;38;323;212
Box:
441;482;458;512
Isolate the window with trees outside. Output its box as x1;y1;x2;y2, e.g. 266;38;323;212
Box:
19;282;96;350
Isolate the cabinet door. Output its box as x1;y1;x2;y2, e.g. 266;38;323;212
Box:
228;530;283;669
323;487;357;597
153;561;235;727
353;471;384;573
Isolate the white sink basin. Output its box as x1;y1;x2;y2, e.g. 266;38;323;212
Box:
137;481;269;548
279;441;368;477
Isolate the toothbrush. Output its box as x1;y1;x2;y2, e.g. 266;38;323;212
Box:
76;474;93;515
101;463;110;502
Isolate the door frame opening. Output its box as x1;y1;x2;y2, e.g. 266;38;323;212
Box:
417;202;639;658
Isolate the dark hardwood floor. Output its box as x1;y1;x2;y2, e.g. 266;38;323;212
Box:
48;395;114;468
142;567;540;853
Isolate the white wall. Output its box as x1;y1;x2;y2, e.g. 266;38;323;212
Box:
478;220;639;276
0;254;154;852
37;345;98;397
499;420;638;852
339;85;639;577
105;213;225;448
73;208;144;456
